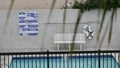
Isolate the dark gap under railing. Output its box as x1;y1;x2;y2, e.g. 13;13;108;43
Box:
0;50;120;68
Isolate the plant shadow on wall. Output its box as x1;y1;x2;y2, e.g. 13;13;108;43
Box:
4;0;119;51
70;0;119;51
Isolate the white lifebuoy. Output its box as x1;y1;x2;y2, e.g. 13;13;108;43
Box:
83;25;94;39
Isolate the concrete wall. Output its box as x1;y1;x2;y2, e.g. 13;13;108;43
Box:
0;9;120;52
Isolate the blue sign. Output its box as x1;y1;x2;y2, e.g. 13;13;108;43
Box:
18;11;39;36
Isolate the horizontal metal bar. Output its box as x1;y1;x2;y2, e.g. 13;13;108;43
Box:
0;50;119;55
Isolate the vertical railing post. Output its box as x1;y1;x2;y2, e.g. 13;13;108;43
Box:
98;49;100;68
0;55;2;68
47;50;49;68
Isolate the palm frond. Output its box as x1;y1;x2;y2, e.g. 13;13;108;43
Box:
62;9;67;33
47;0;56;23
3;0;14;33
62;0;68;33
70;9;83;54
108;0;117;45
97;0;109;49
99;22;109;49
41;0;56;49
98;0;103;19
70;0;85;54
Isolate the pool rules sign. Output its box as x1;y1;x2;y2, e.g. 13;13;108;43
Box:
18;11;39;36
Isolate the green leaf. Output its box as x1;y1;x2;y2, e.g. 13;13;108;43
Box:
98;0;103;17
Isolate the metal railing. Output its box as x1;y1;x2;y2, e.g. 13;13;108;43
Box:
0;50;120;68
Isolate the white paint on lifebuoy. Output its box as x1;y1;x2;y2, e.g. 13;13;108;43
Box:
83;25;94;39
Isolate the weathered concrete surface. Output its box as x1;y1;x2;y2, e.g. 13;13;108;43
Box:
0;9;120;52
